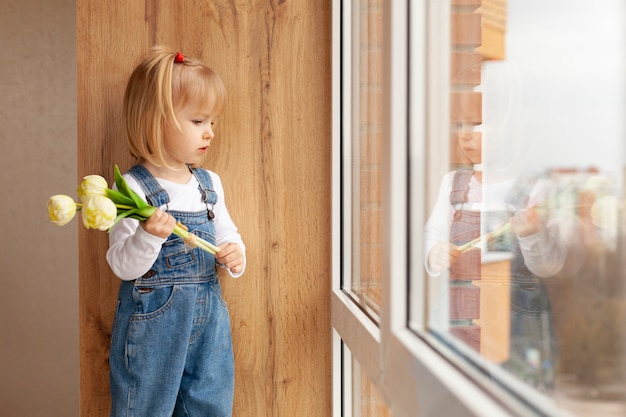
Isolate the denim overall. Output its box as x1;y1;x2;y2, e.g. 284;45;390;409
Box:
109;165;234;417
450;170;556;390
449;170;482;281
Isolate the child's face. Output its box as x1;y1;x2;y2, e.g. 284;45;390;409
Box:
456;123;482;164
163;103;217;168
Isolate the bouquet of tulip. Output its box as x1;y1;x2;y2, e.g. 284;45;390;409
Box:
47;165;220;255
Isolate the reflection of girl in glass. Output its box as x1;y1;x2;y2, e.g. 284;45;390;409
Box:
424;124;571;390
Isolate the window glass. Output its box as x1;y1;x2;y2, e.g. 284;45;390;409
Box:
416;0;626;414
346;0;384;319
343;344;393;417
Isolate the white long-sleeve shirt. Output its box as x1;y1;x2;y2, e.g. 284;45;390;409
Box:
106;169;246;280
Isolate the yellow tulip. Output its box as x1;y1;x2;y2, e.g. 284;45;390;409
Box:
48;194;78;226
77;175;109;203
81;195;117;231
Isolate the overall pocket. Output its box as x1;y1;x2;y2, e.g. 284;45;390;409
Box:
132;285;176;320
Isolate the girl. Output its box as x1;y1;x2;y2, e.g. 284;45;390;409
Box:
106;45;245;417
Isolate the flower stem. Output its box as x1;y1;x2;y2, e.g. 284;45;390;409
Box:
173;224;220;255
458;222;512;253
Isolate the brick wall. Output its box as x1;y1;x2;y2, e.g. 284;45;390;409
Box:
356;0;384;314
448;0;507;353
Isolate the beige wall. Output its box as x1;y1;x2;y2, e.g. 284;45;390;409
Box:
0;0;79;416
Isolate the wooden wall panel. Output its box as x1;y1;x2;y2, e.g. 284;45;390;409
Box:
77;1;332;416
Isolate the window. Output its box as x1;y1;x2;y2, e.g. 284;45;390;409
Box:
333;0;512;416
333;0;626;416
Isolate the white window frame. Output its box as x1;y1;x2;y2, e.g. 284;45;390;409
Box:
331;1;528;415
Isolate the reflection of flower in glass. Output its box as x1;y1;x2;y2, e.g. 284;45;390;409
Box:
48;194;77;226
591;195;619;230
47;165;219;255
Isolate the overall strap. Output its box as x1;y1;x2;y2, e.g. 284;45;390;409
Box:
189;167;218;205
449;169;474;205
126;165;171;207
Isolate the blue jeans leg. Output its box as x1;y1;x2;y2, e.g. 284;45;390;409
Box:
110;281;234;417
173;283;234;416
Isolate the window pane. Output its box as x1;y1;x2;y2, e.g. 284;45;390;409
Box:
346;0;384;318
344;344;392;417
415;0;626;414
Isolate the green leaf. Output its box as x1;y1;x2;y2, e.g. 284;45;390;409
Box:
108;211;140;233
109;207;154;231
106;189;136;206
135;206;157;218
106;164;159;233
114;164;148;209
128;189;148;209
114;165;125;193
112;211;134;223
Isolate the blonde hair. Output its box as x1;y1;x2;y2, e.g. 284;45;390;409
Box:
123;45;226;168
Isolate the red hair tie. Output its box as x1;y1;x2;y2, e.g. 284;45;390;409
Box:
174;52;185;63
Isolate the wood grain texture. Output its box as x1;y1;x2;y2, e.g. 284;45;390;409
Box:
78;1;331;416
475;259;511;363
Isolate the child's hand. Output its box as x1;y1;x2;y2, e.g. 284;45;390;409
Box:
141;208;176;239
216;243;244;274
510;206;544;238
428;242;462;273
